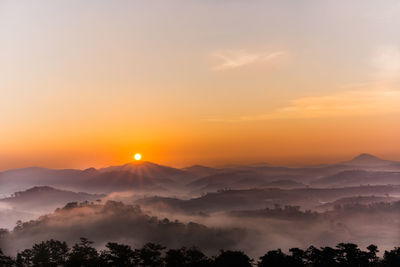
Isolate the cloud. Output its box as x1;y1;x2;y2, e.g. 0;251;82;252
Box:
206;45;400;122
211;50;285;71
204;89;400;122
372;45;400;80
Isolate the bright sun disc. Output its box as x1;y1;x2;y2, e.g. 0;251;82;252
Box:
134;153;142;161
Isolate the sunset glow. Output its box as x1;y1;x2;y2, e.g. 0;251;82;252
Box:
1;1;399;170
2;2;400;263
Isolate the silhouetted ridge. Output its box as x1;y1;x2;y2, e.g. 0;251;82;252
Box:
0;186;104;213
353;153;381;161
98;161;190;179
343;153;392;166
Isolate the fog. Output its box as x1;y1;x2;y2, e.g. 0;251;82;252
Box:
1;154;400;258
1;199;399;258
0;201;246;256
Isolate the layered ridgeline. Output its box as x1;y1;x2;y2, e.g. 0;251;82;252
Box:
0;162;195;196
0;186;104;229
1;154;400;196
1;154;400;258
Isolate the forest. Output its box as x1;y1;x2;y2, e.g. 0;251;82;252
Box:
1;238;400;267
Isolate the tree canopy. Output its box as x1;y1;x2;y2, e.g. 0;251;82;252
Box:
1;239;400;266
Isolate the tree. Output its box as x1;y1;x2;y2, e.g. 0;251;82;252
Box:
67;238;99;267
34;240;69;266
165;247;210;267
288;248;305;267
16;248;33;266
5;238;400;267
366;244;379;267
336;243;367;267
304;246;338;267
382;247;400;267
183;247;211;267
214;250;252;267
258;249;294;267
100;242;135;267
0;248;15;267
134;243;165;267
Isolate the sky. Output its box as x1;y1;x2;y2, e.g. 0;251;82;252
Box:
1;0;400;170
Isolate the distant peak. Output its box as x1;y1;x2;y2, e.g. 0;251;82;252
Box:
353;153;380;160
344;153;389;166
27;186;55;191
184;165;212;169
84;167;97;172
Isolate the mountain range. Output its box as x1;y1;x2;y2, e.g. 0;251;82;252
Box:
1;154;400;197
0;186;103;229
1;153;400;255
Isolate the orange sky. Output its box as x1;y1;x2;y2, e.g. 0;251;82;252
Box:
1;1;400;170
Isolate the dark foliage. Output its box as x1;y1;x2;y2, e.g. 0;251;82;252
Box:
100;242;135;266
0;248;14;267
165;247;211;267
213;250;253;267
16;239;69;267
1;239;400;266
382;247;400;267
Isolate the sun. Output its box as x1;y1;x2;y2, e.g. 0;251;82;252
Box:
134;153;142;161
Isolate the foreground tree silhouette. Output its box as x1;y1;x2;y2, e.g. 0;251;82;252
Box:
214;250;252;267
304;246;338;267
100;242;135;266
67;238;99;267
134;243;165;267
258;248;298;267
288;248;306;267
16;239;69;267
164;247;211;267
0;248;14;267
366;244;379;267
382;247;400;267
4;238;400;266
335;243;370;266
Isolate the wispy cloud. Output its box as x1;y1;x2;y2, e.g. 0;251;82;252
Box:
372;45;400;80
211;50;285;71
204;89;400;122
206;44;400;122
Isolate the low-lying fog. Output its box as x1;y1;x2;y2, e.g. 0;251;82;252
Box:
1;154;400;257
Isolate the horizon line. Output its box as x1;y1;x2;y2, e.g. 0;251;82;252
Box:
0;152;393;173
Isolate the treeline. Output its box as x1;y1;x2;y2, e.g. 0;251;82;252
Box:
1;238;400;267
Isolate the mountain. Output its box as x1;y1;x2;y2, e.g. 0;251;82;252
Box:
342;153;394;167
0;186;104;212
1;154;400;197
137;185;400;213
0;201;243;255
187;169;309;193
316;195;399;211
182;165;220;177
263;179;306;188
0;167;94;194
99;161;191;180
0;186;104;229
0;162;195;195
81;171;171;193
312;170;400;187
0;208;33;231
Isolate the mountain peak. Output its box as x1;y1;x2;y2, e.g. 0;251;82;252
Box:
344;153;389;166
353;153;381;161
